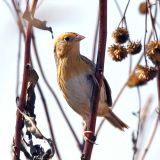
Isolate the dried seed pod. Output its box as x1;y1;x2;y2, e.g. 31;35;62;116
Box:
145;41;160;64
127;65;157;87
108;44;127;61
112;27;129;44
127;41;142;55
139;2;148;14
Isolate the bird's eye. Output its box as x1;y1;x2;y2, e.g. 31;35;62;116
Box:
64;36;71;42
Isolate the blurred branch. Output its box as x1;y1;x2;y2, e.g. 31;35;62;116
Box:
13;1;38;160
16;32;22;96
118;0;131;27
91;13;99;62
147;0;158;40
3;0;16;19
143;1;148;66
37;83;61;160
11;0;25;35
140;115;159;160
136;96;153;159
132;87;142;160
81;0;107;159
114;0;123;17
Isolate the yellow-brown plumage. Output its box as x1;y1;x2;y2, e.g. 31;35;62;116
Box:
54;32;128;130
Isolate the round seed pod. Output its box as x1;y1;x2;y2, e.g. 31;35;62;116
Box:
145;41;160;65
112;27;129;44
127;41;142;55
127;65;157;87
108;44;127;61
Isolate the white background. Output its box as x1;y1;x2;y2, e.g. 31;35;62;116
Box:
0;0;160;159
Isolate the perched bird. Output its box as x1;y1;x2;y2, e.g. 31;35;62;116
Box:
54;32;128;131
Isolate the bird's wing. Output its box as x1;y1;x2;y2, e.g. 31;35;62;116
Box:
80;55;112;107
103;77;112;106
80;55;96;69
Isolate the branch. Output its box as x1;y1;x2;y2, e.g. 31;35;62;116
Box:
13;1;38;160
81;0;107;159
11;0;25;35
132;87;142;160
37;83;62;160
140;115;159;160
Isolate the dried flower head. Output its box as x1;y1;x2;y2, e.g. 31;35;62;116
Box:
112;27;129;44
127;65;157;87
145;41;160;64
108;44;127;61
127;41;142;55
139;2;148;14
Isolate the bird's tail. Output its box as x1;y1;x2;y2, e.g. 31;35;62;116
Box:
105;110;128;131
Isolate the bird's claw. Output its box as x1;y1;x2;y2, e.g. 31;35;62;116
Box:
83;131;97;145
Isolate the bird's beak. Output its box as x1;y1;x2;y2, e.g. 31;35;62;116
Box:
75;34;85;41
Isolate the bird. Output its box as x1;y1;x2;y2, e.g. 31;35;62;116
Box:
53;32;128;133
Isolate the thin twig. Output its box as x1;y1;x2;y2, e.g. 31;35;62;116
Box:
143;1;148;66
136;96;153;159
82;0;107;159
16;32;22;96
11;0;25;35
91;11;99;62
147;0;158;41
114;0;123;17
3;0;16;19
140;115;159;160
132;87;142;160
13;1;38;160
118;0;131;27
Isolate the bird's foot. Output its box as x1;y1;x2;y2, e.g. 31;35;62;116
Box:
83;130;97;144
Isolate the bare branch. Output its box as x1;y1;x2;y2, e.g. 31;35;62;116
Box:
81;0;107;159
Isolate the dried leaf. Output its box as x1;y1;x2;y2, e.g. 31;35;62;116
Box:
18;108;43;139
23;10;53;38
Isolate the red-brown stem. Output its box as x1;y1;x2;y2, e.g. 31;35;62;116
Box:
82;0;107;160
13;1;38;160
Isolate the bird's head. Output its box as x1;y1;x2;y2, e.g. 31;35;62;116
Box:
54;32;85;59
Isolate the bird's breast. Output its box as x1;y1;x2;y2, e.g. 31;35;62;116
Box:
65;73;92;105
57;57;109;119
57;59;93;118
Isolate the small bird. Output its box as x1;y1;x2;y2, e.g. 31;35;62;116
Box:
54;32;128;132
